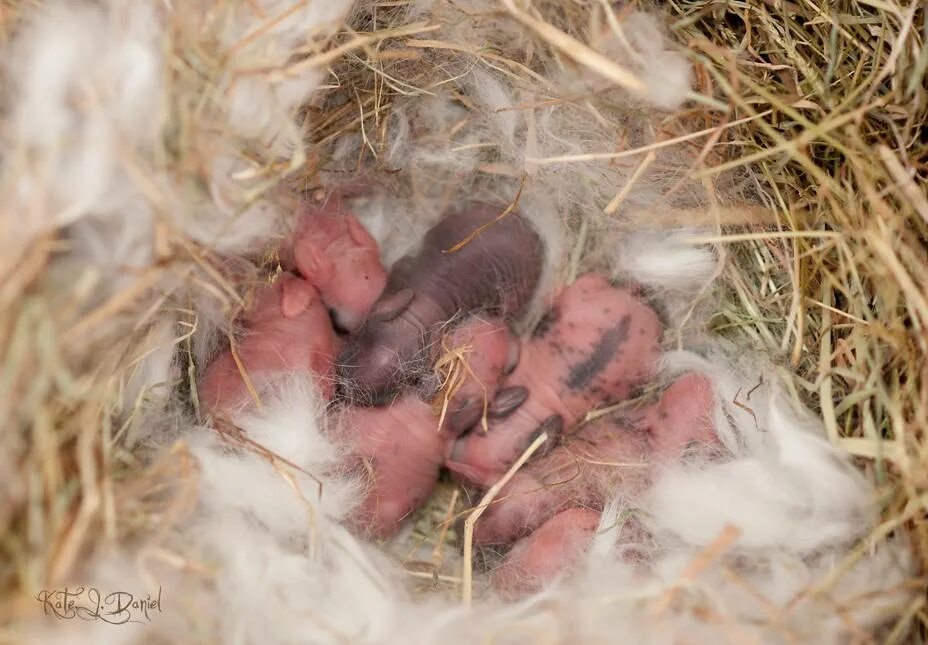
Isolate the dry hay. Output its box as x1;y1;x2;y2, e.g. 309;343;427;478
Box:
654;2;927;639
0;0;925;642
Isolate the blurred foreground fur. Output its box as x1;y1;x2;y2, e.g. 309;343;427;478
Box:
0;0;924;643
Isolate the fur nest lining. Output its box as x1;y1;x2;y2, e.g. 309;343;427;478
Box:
1;0;923;643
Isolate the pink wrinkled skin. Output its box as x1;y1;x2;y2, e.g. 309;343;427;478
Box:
339;395;454;539
643;373;718;460
473;417;650;546
491;508;602;598
288;193;387;332
473;373;719;546
479;374;719;598
446;273;662;487
336;317;515;538
199;273;341;413
436;316;519;436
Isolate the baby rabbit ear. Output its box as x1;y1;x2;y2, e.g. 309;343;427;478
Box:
368;288;414;322
279;275;317;318
531;414;564;450
487;386;529;418
444;457;493;487
346;215;379;250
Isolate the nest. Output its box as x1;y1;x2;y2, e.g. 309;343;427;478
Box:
1;0;925;642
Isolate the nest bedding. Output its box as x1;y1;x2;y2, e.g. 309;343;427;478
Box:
1;0;925;643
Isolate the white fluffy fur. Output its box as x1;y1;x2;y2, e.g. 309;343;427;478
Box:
2;1;163;280
647;350;874;553
8;1;915;643
616;230;720;293
0;0;353;438
119;318;180;447
2;0;352;276
219;0;350;149
597;12;694;110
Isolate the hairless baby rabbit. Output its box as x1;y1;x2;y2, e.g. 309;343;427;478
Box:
446;273;662;488
286;192;388;332
199;274;341;413
337;204;545;405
